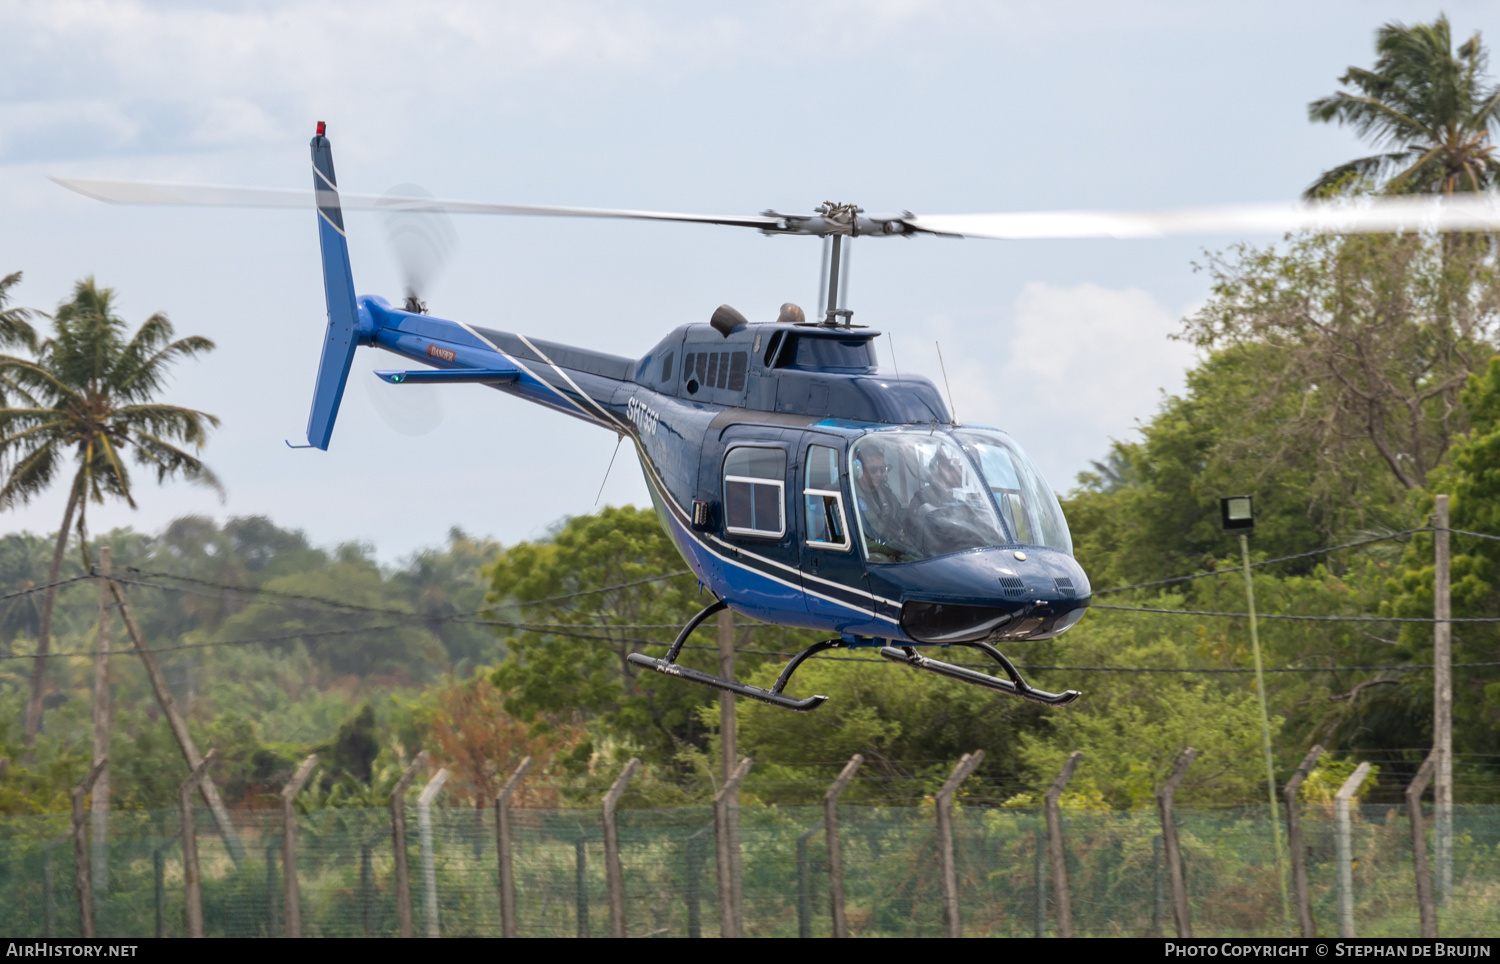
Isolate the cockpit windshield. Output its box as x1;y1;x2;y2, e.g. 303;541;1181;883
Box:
849;433;1006;563
958;429;1073;554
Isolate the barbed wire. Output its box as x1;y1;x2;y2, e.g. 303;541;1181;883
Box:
0;574;94;603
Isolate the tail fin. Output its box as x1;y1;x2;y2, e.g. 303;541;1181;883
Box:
301;122;360;450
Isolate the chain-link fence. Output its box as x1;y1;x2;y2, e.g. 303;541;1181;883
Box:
3;804;1498;938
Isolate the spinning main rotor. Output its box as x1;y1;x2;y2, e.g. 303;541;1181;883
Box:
53;165;1500;325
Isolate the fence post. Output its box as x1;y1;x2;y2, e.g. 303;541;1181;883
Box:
1283;744;1323;938
360;831;383;939
263;838;279;937
1044;751;1083;939
43;836;67;938
180;749;217;939
418;767;449;938
685;826;707;938
108;579;244;864
824;753;863;938
1407;749;1439;939
391;750;428;939
153;837;176;939
91;547;112;900
937;750;986;938
71;758;107;938
1034;828;1047;937
1151;834;1163;937
576;835;590;937
602;757;641;938
1156;746;1196;938
715;756;753;938
1334;761;1372;938
281;754;318;938
495;755;531;938
796;821;822;938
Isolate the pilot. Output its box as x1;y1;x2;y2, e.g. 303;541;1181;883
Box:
854;443;912;559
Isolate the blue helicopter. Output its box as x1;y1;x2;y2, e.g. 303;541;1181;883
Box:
58;123;1097;710
77;122;1480;711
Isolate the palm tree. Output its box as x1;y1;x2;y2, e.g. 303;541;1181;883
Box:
1306;15;1500;198
0;277;221;745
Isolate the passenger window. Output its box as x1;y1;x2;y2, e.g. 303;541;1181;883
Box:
724;447;786;538
660;351;674;383
727;352;747;391
804;444;850;550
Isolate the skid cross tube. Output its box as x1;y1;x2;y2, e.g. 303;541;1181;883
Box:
879;641;1081;705
627;600;832;711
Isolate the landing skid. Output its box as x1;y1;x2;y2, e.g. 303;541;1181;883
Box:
630;602;1082;711
626;600;833;711
879;641;1081;706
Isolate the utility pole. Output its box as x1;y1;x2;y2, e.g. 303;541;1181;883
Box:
90;547;112;898
1434;495;1453;906
717;606;741;924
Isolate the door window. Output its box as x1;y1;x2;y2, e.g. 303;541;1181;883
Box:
804;444;850;551
723;447;786;537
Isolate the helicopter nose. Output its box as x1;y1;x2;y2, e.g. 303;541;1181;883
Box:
869;546;1091;644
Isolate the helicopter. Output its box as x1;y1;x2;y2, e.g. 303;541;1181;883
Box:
53;123;1500;711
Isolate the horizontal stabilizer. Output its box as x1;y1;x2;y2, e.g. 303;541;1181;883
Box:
375;369;519;384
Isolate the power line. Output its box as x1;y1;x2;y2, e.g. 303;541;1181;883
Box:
1093;527;1429;596
122;567;695;621
1092;603;1500;623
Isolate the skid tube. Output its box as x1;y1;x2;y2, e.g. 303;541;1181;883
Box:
626;600;833;711
879;640;1082;706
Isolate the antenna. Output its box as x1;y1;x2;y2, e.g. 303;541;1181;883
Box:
935;341;958;424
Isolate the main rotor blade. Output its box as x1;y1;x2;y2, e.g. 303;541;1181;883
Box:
905;194;1500;239
50;177;784;229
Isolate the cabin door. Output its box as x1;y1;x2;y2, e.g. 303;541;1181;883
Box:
796;433;876;629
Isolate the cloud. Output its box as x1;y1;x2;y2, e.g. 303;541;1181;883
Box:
942;282;1198;490
0;0;746;162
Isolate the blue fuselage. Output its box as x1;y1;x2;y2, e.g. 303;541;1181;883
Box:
356;295;1092;646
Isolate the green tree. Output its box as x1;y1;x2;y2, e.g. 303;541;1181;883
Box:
0;278;219;745
1307;14;1500;197
488;506;782;764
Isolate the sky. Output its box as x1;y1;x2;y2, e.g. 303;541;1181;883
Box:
1;0;1494;561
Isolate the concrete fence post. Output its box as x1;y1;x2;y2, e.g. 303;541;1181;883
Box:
1407;749;1440;939
824;753;863;938
418;767;450;938
71;758;108;938
281;754;318;938
1156;747;1196;938
180;750;217;939
937;750;986;938
1283;745;1324;938
715;757;753;938
1335;761;1372;938
1044;751;1083;939
602;758;641;938
391;750;428;938
496;755;532;938
796;821;822;938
